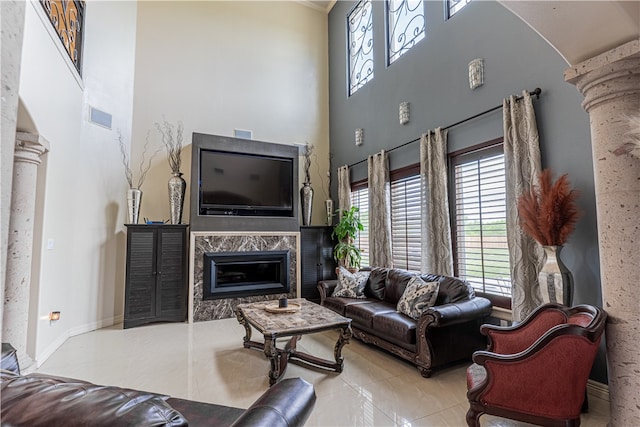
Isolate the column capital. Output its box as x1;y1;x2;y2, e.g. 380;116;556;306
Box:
14;132;50;165
564;39;640;113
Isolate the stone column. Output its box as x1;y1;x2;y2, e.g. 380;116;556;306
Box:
3;132;49;369
1;0;27;341
565;39;640;427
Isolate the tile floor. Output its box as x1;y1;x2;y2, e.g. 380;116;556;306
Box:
37;318;610;426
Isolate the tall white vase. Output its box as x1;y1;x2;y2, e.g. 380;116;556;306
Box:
538;245;574;306
127;188;142;224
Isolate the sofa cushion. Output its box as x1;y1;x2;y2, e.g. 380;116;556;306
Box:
0;371;187;426
397;276;440;320
345;301;396;329
364;267;388;300
384;268;415;305
333;267;370;299
421;273;474;305
371;311;417;348
323;297;370;316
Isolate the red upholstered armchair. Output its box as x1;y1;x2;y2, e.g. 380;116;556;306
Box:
466;303;606;427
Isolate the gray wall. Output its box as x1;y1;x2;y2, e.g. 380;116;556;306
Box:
328;0;606;382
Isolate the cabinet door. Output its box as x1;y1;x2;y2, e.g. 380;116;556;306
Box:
125;229;157;323
300;227;336;302
300;229;321;300
156;228;186;320
319;228;337;280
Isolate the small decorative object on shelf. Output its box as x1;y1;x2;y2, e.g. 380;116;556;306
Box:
156;119;185;224
118;130;161;224
300;143;314;226
325;199;334;226
279;297;288;308
127;188;142;225
517;169;581;306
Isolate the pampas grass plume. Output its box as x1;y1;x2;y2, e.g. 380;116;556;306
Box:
517;169;580;246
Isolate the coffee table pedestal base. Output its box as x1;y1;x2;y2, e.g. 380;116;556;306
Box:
242;326;351;386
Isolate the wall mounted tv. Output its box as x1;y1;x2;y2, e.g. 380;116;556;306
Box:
199;149;294;217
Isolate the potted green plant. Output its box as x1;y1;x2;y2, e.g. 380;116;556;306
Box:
332;206;364;271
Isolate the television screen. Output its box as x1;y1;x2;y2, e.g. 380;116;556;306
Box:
199;149;294;217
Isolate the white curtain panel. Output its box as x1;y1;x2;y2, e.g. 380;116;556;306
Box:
367;150;393;267
337;165;351;216
420;128;454;276
503;91;544;322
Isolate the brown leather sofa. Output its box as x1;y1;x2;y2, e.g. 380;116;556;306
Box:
318;267;492;377
1;343;315;427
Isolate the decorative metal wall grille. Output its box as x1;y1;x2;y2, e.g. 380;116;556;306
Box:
386;0;425;65
447;0;472;18
348;0;374;96
40;0;85;74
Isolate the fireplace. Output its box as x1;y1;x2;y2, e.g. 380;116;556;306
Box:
203;250;290;300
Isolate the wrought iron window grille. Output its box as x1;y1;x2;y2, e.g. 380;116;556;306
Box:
40;0;85;75
386;0;426;65
447;0;472;19
347;0;374;96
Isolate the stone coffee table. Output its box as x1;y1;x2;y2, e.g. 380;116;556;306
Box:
236;298;352;385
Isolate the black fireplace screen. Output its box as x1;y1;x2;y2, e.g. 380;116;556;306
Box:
203;250;290;300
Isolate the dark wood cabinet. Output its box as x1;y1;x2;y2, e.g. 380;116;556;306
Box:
124;224;188;329
300;226;336;303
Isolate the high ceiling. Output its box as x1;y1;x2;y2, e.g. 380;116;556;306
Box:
301;0;638;66
500;0;639;65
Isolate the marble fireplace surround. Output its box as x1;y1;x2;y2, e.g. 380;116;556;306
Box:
189;231;300;322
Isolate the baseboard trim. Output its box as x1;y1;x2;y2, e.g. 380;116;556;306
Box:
67;314;123;337
587;379;609;401
34;315;123;368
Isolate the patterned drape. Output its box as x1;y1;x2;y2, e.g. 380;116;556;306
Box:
367;151;392;267
420;128;453;276
337;165;351;216
504;91;544;322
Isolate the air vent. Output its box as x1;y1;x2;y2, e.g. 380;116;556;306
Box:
89;107;112;129
233;129;252;140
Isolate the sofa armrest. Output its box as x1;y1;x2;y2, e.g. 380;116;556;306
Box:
230;378;316;427
420;297;492;328
318;280;338;305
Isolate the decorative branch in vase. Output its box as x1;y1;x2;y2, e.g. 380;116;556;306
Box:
155;119;185;224
300;143;315;226
517;168;581;306
118;131;161;224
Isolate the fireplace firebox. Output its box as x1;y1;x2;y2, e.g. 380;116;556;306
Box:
203;250;290;300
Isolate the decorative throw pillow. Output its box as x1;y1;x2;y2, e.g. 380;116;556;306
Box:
333;267;370;299
396;276;440;320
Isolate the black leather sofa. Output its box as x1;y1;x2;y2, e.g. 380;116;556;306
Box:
1;343;315;427
318;267;492;377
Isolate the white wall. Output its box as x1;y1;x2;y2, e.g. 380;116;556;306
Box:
18;0;138;364
131;1;331;226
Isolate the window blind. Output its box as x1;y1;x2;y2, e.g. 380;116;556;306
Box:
350;187;370;267
452;147;511;299
391;174;421;272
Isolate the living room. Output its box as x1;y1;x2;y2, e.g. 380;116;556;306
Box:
2;0;638;425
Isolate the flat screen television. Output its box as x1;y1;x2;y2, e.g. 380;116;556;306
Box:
199;149;294;217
